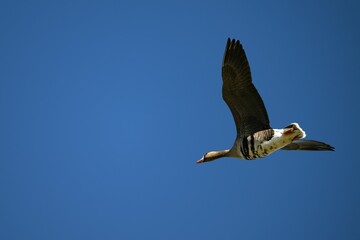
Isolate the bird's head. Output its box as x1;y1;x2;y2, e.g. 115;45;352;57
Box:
197;152;212;164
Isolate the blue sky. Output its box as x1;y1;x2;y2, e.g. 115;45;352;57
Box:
1;1;359;239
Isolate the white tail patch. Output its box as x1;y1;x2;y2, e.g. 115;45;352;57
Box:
256;123;307;158
289;122;306;139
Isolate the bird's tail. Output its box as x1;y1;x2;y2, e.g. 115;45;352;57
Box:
281;139;334;151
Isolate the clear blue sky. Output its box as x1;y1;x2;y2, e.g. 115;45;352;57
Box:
1;1;359;239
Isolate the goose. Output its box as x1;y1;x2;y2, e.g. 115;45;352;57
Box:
197;38;334;164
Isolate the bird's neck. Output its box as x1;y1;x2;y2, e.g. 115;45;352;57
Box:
206;149;231;162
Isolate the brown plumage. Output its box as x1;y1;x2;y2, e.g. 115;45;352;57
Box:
222;39;270;138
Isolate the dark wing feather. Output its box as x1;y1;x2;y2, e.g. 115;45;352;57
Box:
281;140;335;151
222;38;270;137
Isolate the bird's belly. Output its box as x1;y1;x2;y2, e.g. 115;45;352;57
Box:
234;129;293;160
232;137;270;160
251;129;294;159
244;138;278;160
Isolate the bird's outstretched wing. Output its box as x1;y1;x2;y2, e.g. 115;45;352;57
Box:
222;38;270;137
281;140;334;151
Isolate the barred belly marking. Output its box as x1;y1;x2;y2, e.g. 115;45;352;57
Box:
235;128;300;160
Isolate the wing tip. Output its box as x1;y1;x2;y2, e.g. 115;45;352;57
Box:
226;37;241;48
223;37;245;67
319;142;335;151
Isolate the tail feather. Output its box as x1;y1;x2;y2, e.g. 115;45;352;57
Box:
281;140;335;151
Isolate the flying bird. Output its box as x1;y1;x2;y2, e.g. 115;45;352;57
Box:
197;38;334;164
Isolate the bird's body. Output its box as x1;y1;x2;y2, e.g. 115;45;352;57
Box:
197;38;334;164
229;123;305;160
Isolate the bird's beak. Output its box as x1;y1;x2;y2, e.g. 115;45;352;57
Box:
196;156;204;164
